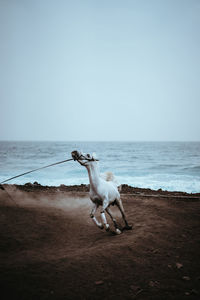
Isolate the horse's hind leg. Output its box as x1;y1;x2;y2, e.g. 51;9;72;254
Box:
100;199;111;232
116;198;132;230
106;207;121;234
90;203;103;229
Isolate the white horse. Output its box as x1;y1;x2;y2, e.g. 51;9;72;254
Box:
71;150;132;234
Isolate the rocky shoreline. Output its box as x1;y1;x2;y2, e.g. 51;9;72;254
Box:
3;182;200;199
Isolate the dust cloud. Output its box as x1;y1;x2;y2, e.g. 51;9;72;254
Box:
0;185;123;221
0;186;91;215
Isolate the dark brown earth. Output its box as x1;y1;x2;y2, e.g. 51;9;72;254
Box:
0;184;200;299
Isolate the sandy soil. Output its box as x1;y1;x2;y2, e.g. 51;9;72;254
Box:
0;184;200;300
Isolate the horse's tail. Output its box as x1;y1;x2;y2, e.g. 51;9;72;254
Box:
104;171;115;182
102;172;122;192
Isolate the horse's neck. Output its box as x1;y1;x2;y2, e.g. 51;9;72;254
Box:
86;163;100;192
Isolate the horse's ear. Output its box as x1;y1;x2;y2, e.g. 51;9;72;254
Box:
92;152;98;160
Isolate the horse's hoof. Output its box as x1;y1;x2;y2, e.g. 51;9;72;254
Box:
105;224;110;231
99;225;104;229
124;225;133;230
115;228;121;235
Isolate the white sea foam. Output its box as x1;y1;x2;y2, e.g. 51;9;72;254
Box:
116;174;200;193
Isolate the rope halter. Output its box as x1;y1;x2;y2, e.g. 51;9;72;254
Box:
71;150;99;166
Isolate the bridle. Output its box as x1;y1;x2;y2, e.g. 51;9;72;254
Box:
72;152;99;166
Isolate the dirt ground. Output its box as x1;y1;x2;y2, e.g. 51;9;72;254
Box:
0;184;200;300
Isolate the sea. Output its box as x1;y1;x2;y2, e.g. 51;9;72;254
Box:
0;141;200;193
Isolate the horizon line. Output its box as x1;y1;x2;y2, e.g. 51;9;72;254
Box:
0;140;200;143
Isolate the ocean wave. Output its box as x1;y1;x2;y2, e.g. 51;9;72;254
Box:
115;174;200;194
183;165;200;171
150;164;181;171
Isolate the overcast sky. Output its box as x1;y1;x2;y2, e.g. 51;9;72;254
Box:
0;0;199;141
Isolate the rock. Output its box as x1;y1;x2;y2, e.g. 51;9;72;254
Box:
168;264;172;268
191;289;199;295
149;280;159;287
176;263;183;269
130;285;140;292
33;181;41;186
25;182;33;186
182;276;190;281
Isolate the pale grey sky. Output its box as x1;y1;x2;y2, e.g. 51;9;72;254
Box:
0;0;200;141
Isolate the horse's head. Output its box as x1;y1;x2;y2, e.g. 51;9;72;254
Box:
71;150;98;167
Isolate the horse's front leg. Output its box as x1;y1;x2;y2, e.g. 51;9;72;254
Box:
100;199;110;231
90;203;103;229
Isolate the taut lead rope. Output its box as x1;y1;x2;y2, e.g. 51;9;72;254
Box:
0;158;73;185
0;157;74;207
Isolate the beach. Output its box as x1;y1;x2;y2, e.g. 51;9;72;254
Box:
0;184;199;299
